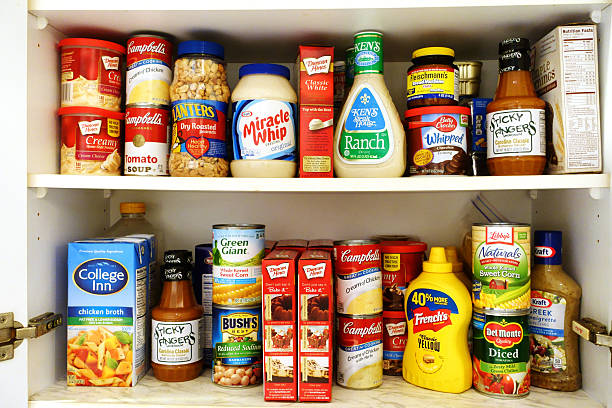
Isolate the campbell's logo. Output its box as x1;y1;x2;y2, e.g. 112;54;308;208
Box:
342;321;382;337
303;263;326;279
221;312;258;336
266;262;289;280
73;259;128;295
534;246;556;258
78;120;102;136
340;249;380;265
385;321;406;337
434;115;457;132
101;56;120;70
484;322;523;349
486;227;513;245
125;111;164;126
412;307;452;333
303;55;332;75
531;296;552;308
128;40;168;56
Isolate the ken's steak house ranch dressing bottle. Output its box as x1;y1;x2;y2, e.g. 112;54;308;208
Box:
334;31;406;177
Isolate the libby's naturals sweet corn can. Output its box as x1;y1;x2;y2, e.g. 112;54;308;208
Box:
212;224;265;306
472;223;530;311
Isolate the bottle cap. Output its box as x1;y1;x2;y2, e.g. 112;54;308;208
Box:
177;40;224;59
534;231;562;265
422;247;452;273
239;63;290;80
162;264;192;281
444;246;463;273
163;249;193;265
119;202;146;214
412;46;455;59
498;37;530;54
499;48;531;72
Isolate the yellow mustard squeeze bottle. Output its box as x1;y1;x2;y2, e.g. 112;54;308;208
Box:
403;247;472;393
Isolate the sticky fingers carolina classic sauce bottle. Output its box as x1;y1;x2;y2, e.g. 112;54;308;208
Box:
403;247;472;393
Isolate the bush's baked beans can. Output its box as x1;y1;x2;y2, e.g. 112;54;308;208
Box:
333;240;382;316
59;38;125;111
124;105;171;176
212;224;265;306
336;313;383;389
382;310;407;376
126;34;173;106
472;308;530;398
472;223;531;311
212;305;263;387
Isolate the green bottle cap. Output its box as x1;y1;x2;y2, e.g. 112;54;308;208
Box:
353;31;384;75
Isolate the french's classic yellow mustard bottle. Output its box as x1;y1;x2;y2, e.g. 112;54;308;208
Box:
403;247;472;393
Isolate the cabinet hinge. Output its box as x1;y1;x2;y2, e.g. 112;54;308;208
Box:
572;318;612;367
0;312;63;362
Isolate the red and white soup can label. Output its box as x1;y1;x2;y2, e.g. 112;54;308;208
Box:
124;105;171;176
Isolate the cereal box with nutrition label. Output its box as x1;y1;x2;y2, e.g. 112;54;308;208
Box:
298;250;333;402
262;249;300;401
67;238;150;387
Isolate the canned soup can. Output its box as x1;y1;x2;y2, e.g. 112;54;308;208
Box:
212;224;265;306
126;34;173;106
472;223;531;310
472;309;530;398
124;105;171;176
337;314;383;389
333;240;382;315
212;305;263;387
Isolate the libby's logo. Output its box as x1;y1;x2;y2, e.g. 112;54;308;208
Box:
412;307;451;333
266;263;289;280
78;120;102;136
342;321;382;337
486;227;513;245
126;111;164;126
531;296;552;308
73;259;128;295
128;40;168;56
484;321;523;349
303;263;326;279
385;321;406;337
534;246;555;258
101;56;120;70
303;55;331;75
340;249;380;265
434;115;457;132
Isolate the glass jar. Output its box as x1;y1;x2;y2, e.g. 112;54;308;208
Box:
406;47;459;108
169;41;230;177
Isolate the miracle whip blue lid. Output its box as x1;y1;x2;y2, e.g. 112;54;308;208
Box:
239;63;290;80
534;230;562;265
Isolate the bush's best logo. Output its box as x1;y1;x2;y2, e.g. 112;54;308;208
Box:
221;312;258;336
484;321;523;349
73;259;128;295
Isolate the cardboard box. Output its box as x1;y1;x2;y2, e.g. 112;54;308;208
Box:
67;238;150;387
262;249;300;401
276;239;308;254
532;24;602;174
265;240;277;256
298;250;333;402
298;46;334;178
308;239;334;253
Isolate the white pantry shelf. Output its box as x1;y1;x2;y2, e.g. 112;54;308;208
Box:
28;371;602;408
27;173;611;193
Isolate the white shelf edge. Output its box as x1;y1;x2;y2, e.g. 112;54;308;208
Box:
27;173;611;193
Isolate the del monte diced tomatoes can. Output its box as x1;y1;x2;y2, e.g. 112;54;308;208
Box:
472;308;530;398
333;240;382;315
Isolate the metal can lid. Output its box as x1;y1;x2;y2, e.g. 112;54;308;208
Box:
333;239;380;246
213;224;265;230
126;103;170;109
473;307;531;316
472;222;530;227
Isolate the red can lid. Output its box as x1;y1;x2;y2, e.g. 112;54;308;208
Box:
381;241;427;254
58;38;126;54
383;310;406;318
58;106;125;120
404;105;470;119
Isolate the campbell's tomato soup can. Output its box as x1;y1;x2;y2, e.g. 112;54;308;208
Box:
333;240;382;315
59;38;125;111
59;107;124;175
126;35;173;106
382;310;407;376
124;105;171;176
472;308;530;398
336;314;383;389
381;242;427;311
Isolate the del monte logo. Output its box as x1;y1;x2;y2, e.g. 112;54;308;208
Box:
484;321;523;349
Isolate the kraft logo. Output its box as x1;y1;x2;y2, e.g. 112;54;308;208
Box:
241;111;253;117
534;246;556;258
73;259;128;295
531;297;552;308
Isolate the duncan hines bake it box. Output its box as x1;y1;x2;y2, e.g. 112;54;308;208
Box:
532;24;602;174
298;250;333;402
298;46;334;178
262;249;299;401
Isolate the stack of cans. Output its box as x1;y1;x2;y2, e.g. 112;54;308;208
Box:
333;240;383;390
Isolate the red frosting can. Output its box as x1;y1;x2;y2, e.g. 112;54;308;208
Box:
124;105;171;176
382;310;408;376
381;241;427;311
333;240;382;316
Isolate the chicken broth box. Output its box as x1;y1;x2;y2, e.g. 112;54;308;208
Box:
67;238;150;387
298;249;333;402
262;249;300;401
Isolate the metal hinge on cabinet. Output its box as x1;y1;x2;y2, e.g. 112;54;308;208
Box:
572;318;612;367
0;312;63;362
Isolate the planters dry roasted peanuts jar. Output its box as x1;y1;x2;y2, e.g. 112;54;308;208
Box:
406;47;459;108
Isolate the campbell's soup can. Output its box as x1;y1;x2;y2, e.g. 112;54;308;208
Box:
382;310;407;376
126;35;173;106
124;105;171;176
472;308;530;398
472;223;531;311
333;240;382;315
59;38;125;111
212;224;265;306
336;314;383;389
